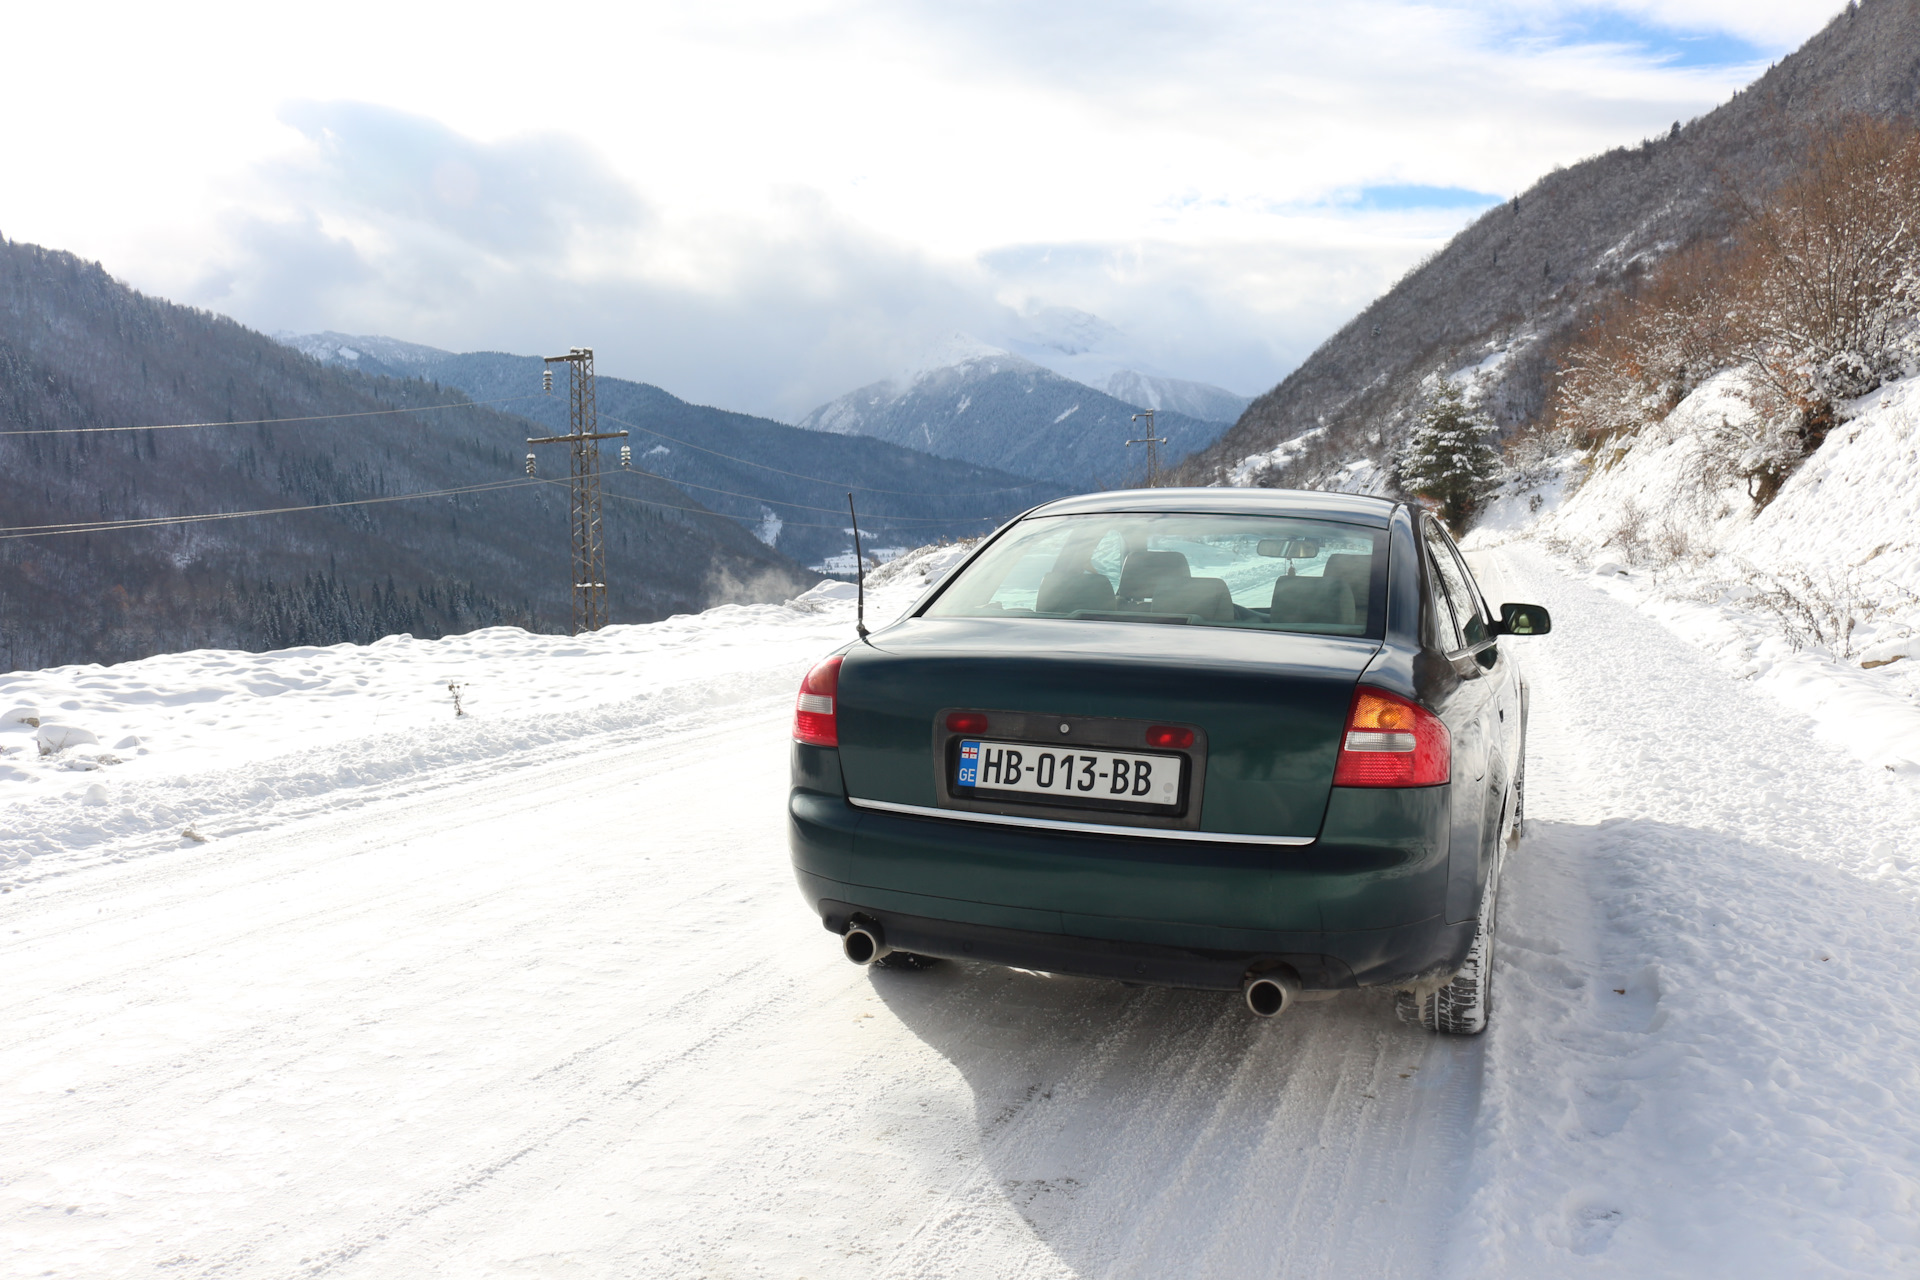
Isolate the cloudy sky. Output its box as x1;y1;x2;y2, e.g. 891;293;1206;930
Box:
1;1;1841;419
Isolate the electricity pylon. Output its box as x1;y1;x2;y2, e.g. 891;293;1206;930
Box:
1127;410;1168;488
528;347;628;633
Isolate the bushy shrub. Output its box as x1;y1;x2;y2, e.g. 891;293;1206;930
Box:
1549;117;1920;507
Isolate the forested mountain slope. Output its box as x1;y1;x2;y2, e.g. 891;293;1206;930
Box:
0;241;811;670
284;334;1066;569
797;350;1229;489
1179;0;1920;489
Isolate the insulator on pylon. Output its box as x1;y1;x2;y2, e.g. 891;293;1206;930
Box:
525;452;537;477
619;444;632;469
542;369;552;394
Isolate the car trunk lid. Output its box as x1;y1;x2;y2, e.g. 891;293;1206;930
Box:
836;617;1379;839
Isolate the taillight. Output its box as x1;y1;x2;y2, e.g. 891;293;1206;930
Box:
794;655;843;747
1145;725;1195;749
946;711;989;734
1331;686;1449;787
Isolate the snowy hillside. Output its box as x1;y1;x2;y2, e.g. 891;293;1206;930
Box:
1464;367;1920;785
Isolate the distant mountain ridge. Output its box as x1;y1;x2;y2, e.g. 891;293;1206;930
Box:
1178;0;1920;490
797;348;1234;489
281;333;1066;570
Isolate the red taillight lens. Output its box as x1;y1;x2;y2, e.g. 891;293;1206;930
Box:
1331;687;1449;787
793;655;843;747
1145;725;1195;749
946;711;989;734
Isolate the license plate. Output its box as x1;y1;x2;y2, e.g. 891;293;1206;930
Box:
955;739;1182;808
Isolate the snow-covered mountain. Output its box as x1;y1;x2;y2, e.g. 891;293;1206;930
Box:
1101;370;1249;424
992;306;1250;424
797;344;1234;489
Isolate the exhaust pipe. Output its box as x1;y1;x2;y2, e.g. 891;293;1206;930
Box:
842;921;890;966
1243;970;1301;1018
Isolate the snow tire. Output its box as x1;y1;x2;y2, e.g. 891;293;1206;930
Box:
1397;874;1498;1036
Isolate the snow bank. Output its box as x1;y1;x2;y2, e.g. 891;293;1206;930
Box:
0;570;928;890
1471;370;1920;774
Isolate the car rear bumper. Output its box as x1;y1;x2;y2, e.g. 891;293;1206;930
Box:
789;772;1467;991
806;889;1470;991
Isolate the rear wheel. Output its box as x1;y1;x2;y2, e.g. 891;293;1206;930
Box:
1396;876;1498;1036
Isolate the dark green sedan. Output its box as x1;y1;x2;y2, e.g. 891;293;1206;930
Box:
787;488;1550;1034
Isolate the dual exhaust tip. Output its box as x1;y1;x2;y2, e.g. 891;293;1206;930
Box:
1243;970;1300;1019
842;921;891;966
849;919;1300;1020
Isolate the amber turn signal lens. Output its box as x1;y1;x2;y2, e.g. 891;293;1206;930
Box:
946;711;990;734
1145;725;1195;749
1349;691;1413;731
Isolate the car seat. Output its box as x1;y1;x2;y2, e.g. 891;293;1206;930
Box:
1152;578;1235;621
1036;570;1118;614
1321;553;1371;619
1116;550;1190;604
1269;575;1356;626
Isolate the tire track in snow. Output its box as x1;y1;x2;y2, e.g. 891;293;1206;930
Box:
873;971;1479;1278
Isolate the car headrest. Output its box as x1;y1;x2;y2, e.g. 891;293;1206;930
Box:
1322;553;1371;593
1269;575;1356;626
1116;550;1191;601
1036;570;1117;615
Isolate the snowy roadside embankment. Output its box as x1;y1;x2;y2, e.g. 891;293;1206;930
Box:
1467;370;1920;776
0;551;962;892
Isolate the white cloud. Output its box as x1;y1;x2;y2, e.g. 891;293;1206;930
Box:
0;0;1842;418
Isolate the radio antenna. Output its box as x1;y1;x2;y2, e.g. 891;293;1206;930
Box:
847;493;869;640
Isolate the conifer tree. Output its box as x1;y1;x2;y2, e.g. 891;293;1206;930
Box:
1399;381;1502;532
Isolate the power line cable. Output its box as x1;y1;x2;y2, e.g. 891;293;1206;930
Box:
0;394;545;438
0;478;540;541
598;410;1047;498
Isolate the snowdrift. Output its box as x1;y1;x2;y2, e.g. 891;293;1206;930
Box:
1472;369;1920;774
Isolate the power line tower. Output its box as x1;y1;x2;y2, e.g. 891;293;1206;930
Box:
528;347;628;634
1127;410;1168;488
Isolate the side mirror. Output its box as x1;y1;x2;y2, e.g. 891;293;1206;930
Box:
1494;603;1551;636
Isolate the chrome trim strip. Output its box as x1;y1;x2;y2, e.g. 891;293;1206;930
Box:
846;797;1316;846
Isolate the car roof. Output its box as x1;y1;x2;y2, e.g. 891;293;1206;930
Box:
1025;487;1400;527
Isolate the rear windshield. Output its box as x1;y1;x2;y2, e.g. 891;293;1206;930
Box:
921;512;1385;637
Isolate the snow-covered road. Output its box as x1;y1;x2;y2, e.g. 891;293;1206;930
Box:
1456;545;1920;1275
4;548;1918;1277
